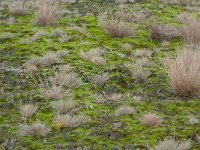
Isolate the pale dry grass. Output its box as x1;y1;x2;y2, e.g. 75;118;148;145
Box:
34;1;60;26
50;99;76;114
51;29;65;37
80;48;106;65
53;114;87;128
102;19;134;38
40;52;60;66
43;85;65;100
165;48;200;96
92;73;109;87
50;72;82;88
150;24;178;42
133;49;153;58
56;64;71;74
180;19;200;46
18;122;49;137
19;103;38;121
9;0;29;16
61;0;76;4
185;114;199;125
115;106;135;116
141;113;162;126
127;63;150;83
150;137;192;150
59;34;72;43
1;32;14;40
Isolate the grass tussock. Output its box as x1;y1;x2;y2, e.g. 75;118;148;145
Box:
50;72;82;88
101;18;134;38
53;114;87;128
35;1;61;26
150;138;192;150
25;50;68;67
150;24;178;42
180;19;200;46
18;122;49;137
80;48;106;65
115;106;135;116
50;99;76;114
19;103;38;121
141;113;162;126
43;85;66;100
165;48;200;97
1;32;14;40
133;49;153;58
127;63;150;83
92;73;109;87
9;0;29;16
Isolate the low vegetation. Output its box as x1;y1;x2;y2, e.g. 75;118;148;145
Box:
1;0;200;149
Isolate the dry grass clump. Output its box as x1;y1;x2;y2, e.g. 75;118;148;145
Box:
180;19;200;46
165;48;200;97
20;29;48;44
1;32;14;40
117;10;134;22
115;106;135;117
55;50;68;58
25;51;61;67
50;72;82;88
133;95;143;103
43;85;65;100
134;58;151;67
90;56;106;65
62;0;76;4
116;5;147;23
51;29;65;37
25;56;42;67
59;33;72;43
131;67;150;83
94;94;106;104
141;113;162;126
92;73;109;87
68;25;87;34
185;115;199;125
94;93;122;104
115;0;127;3
102;19;134;38
34;1;61;26
19;103;38;121
127;63;150;83
133;49;153;58
9;0;29;16
80;48;106;65
122;43;132;50
177;12;195;25
25;64;37;72
40;52;60;66
57;64;71;74
18;122;49;137
106;93;122;101
6;17;16;25
30;29;48;42
150;24;178;42
53;114;87;128
161;0;200;8
150;138;192;150
50;99;76;114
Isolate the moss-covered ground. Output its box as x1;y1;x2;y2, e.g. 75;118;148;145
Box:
0;0;200;149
